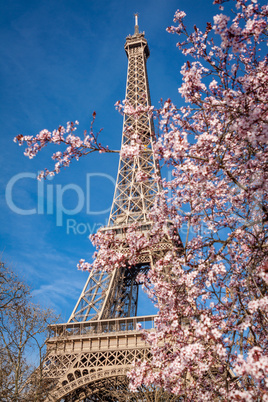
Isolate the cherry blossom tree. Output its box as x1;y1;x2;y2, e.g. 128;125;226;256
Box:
15;0;268;400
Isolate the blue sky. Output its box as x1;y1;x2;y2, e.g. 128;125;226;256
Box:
1;0;221;321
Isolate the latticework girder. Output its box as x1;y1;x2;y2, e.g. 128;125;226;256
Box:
109;40;160;226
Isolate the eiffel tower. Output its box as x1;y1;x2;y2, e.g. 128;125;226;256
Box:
42;15;180;402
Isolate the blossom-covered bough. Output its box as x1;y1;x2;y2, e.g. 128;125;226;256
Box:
15;0;268;400
14;113;118;180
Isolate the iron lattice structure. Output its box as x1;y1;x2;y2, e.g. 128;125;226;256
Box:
68;18;164;324
41;18;181;401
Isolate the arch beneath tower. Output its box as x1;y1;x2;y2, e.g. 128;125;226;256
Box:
51;369;183;401
50;367;132;401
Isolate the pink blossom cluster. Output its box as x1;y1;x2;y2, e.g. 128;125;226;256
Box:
116;100;155;160
135;169;148;183
120;143;142;159
230;347;268;401
115;99;154;118
77;223;161;274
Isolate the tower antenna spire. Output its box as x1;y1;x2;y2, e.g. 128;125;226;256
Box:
134;12;139;35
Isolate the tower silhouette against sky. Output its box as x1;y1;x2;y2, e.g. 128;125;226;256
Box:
68;14;162;325
42;16;179;401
